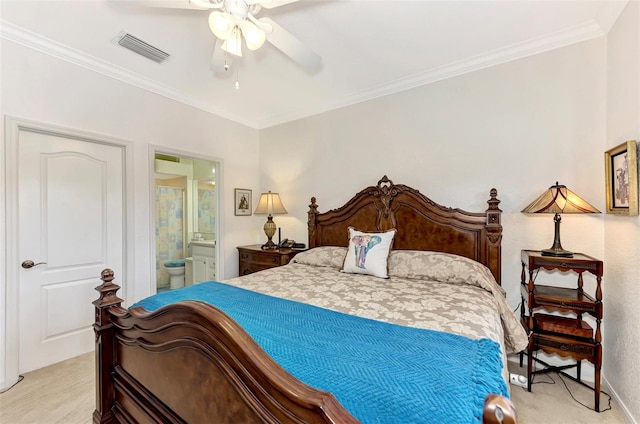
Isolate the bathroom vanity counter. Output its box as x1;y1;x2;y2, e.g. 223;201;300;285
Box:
189;240;216;283
190;239;216;249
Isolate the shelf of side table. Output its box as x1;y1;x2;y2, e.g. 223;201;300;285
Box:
519;250;604;412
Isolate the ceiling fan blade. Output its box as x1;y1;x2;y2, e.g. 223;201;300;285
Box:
210;40;234;74
247;0;299;9
109;0;215;10
259;17;320;70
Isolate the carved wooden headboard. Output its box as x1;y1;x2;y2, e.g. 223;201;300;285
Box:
307;176;503;284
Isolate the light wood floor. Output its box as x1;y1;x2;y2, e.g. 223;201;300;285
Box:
0;353;629;423
1;353;94;423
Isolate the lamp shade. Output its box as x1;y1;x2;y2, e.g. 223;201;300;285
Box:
221;29;243;57
521;182;600;214
254;191;287;215
208;11;234;40
522;182;600;257
241;20;266;51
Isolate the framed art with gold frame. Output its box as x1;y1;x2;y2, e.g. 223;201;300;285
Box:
605;140;638;216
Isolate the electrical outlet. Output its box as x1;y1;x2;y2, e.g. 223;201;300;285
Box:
509;373;528;388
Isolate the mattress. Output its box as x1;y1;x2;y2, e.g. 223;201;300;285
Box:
225;246;528;387
224;247;528;356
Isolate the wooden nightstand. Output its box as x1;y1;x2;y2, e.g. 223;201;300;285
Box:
237;244;303;276
519;250;603;411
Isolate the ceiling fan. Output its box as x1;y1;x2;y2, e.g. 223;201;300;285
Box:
124;0;321;74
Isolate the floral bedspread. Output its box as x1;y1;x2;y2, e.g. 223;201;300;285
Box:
224;247;527;355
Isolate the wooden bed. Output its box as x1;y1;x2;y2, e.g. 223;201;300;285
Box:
93;176;517;424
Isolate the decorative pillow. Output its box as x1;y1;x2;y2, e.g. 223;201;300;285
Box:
292;246;347;270
341;227;396;278
387;250;505;296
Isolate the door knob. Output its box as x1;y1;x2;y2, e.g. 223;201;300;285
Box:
21;260;47;269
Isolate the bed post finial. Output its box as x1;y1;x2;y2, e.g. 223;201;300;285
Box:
487;188;501;212
93;268;123;424
483;394;517;424
308;197;318;247
486;188;502;232
94;269;122;309
485;189;503;284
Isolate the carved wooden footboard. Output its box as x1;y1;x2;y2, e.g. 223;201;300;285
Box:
94;269;517;424
94;268;358;424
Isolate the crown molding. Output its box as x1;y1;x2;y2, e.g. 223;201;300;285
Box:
1;17;608;130
256;20;606;128
0;20;259;128
594;0;630;34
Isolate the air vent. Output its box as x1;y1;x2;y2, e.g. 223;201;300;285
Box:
116;32;170;63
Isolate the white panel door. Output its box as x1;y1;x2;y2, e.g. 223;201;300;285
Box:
18;130;124;373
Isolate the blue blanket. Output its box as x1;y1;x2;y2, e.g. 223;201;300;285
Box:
135;282;508;424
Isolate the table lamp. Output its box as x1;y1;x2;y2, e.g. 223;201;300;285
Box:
254;191;287;250
521;182;600;257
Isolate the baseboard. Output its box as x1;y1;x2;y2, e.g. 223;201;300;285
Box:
0;375;21;392
602;375;638;424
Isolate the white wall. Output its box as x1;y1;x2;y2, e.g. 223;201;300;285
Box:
259;37;607;305
259;37;613;384
0;39;262;388
605;1;640;422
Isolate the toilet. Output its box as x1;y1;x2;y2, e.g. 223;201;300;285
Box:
164;259;186;289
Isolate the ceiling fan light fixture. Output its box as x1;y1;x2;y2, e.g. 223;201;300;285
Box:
221;28;243;57
209;11;234;40
241;20;266;50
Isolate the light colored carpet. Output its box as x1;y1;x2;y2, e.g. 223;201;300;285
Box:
508;361;628;424
0;353;629;423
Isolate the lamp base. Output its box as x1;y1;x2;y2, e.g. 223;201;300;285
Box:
541;247;574;258
540;212;574;257
261;240;278;250
261;215;278;250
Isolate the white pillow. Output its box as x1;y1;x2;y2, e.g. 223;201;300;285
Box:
341;227;396;278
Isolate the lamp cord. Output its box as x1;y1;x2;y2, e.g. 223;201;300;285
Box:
525;351;613;413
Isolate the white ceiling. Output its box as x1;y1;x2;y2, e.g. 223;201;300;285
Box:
0;0;629;129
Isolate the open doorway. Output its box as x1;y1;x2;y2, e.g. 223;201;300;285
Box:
153;151;220;293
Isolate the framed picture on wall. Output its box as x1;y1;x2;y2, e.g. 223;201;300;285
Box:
605;140;638;216
234;188;252;216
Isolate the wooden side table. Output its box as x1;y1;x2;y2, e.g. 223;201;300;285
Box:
237;244;303;276
520;249;604;411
